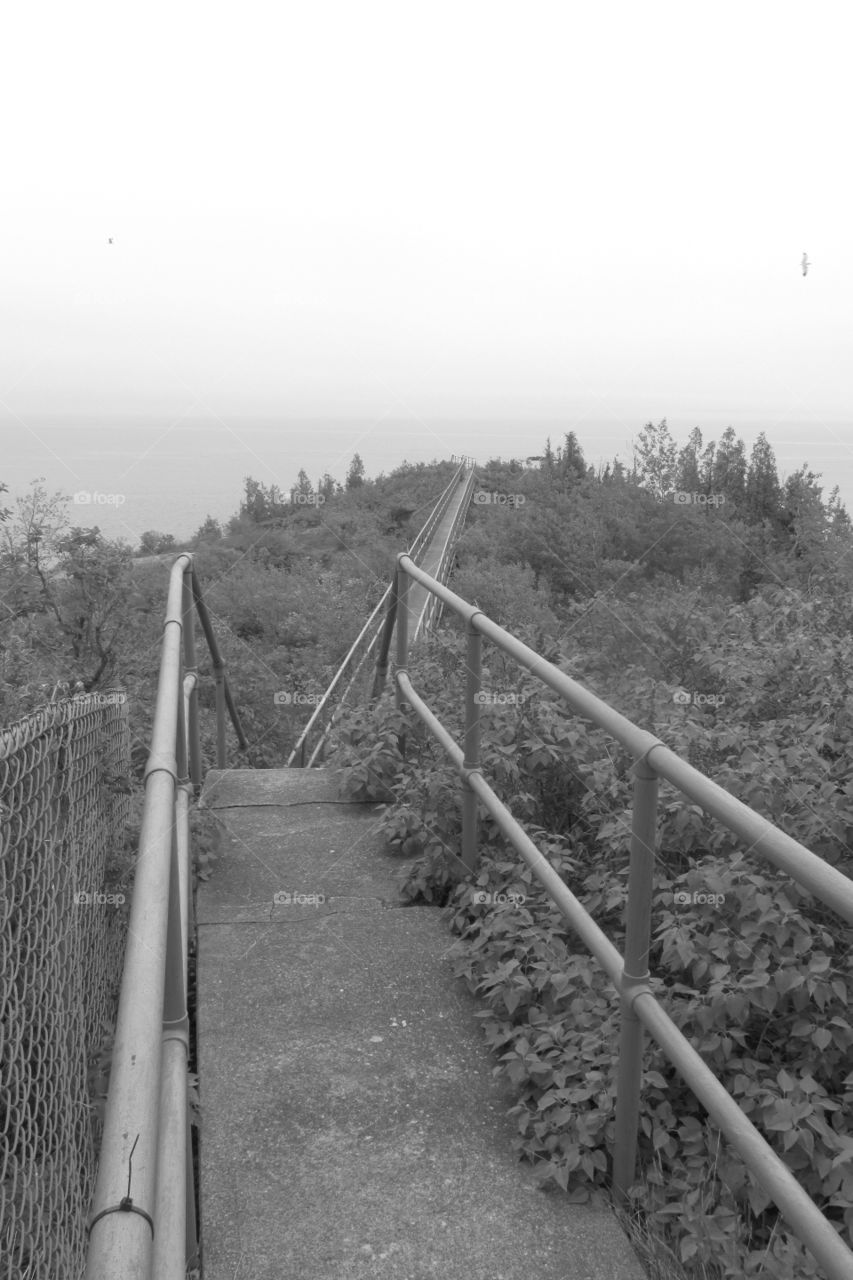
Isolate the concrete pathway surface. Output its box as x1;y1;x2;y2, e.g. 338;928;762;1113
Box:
196;768;645;1280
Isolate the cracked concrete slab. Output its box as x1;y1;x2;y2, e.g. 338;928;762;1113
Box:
196;767;645;1280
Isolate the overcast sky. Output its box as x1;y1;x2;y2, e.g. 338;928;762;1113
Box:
2;1;852;538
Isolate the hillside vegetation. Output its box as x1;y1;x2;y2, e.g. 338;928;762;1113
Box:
3;422;853;1276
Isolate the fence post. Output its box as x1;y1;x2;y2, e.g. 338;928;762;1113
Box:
461;621;482;873
613;756;659;1201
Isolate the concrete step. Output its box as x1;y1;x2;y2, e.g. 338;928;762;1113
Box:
196;767;645;1280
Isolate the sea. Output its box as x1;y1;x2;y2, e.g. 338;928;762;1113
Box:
2;414;851;548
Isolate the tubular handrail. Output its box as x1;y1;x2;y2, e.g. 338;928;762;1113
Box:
286;460;472;767
384;551;853;1280
85;553;246;1280
415;465;478;637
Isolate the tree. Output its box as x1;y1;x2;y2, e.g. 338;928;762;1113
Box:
290;468;314;503
542;437;556;476
633;419;677;501
711;427;747;506
345;454;365;490
674;427;703;495
0;481;135;692
745;432;782;523
193;515;222;543
558;432;587;483
240;476;286;522
317;473;341;502
138;531;176;556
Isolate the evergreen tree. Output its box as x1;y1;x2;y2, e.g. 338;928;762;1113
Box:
541;438;556;479
745;432;782;522
675;427;703;495
559;431;587;482
345;453;365;490
699;440;716;495
290;468;314;503
711;427;747;506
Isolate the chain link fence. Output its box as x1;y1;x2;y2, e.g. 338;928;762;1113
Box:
1;692;132;1280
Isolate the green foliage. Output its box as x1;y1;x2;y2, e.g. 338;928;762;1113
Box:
6;435;853;1276
138;530;176;555
330;583;853;1276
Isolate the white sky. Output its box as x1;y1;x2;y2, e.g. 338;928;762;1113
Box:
2;0;852;535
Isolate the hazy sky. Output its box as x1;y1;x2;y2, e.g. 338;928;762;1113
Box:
2;1;852;539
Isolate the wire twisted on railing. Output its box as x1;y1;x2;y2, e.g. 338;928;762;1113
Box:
380;552;853;1280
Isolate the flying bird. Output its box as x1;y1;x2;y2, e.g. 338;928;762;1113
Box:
108;237;114;244
802;252;810;276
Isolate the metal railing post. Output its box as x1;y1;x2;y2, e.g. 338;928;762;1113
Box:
182;569;201;788
152;822;193;1278
462;623;482;873
371;579;399;701
395;561;410;712
214;664;226;768
613;756;659;1200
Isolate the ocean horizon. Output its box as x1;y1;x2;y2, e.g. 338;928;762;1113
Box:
3;413;851;547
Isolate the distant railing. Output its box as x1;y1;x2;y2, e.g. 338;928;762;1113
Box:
378;552;853;1280
84;554;246;1280
287;460;474;768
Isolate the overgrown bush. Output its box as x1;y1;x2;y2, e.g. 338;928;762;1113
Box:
329;609;853;1278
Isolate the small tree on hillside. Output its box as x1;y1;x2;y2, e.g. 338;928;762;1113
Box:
193;515;222;543
633;419;677;501
345;454;365;490
745;432;782;523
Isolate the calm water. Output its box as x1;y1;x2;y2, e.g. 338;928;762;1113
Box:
3;414;851;547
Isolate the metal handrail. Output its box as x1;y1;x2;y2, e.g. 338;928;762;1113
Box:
383;552;853;1280
85;553;246;1280
416;465;478;636
286;460;472;768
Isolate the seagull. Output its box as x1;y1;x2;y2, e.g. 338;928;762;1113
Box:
108;237;114;244
802;252;810;276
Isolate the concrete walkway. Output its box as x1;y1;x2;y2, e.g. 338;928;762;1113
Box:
196;768;645;1280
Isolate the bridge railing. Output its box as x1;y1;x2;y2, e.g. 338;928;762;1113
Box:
287;460;472;768
85;553;247;1280
382;551;853;1280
